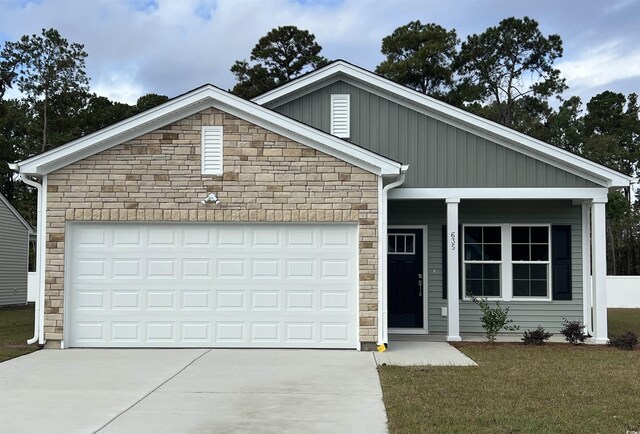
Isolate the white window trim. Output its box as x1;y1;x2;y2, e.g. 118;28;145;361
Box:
462;224;553;302
510;224;552;301
388;233;416;255
462;224;504;299
201;126;223;175
330;94;350;138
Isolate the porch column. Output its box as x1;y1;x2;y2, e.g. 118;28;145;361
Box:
446;198;461;341
591;200;608;344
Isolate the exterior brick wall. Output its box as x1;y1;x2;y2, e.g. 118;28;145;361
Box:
45;107;379;345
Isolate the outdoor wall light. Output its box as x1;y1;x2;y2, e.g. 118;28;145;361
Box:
200;193;220;205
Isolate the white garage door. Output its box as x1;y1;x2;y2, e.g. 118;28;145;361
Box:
67;223;358;348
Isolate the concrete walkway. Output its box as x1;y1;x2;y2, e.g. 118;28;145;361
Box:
373;341;477;366
0;349;387;434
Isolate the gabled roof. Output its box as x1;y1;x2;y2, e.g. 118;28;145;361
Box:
12;84;403;177
0;194;34;234
254;60;632;188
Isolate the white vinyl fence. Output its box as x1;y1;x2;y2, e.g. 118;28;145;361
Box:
27;271;38;303
607;276;640;308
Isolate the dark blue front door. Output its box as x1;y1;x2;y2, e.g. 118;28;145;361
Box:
388;229;424;328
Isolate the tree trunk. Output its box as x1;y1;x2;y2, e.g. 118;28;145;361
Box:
607;222;617;275
42;91;48;152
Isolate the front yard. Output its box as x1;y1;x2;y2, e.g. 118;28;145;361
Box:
380;308;640;434
2;305;640;433
0;304;39;363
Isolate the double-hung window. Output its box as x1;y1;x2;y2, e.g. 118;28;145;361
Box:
462;225;552;301
512;226;551;298
463;226;502;297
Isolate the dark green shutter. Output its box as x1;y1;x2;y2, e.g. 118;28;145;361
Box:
551;225;572;300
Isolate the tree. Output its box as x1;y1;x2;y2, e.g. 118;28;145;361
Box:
0;40;24;101
582;91;640;180
134;93;169;113
546;96;584;154
375;21;458;97
455;17;567;127
10;28;89;151
606;191;640;275
230;26;328;99
0;99;36;202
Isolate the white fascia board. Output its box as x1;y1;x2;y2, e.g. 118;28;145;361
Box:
15;83;402;177
17;88;216;176
253;62;347;105
389;188;609;202
210;96;402;176
254;61;631;188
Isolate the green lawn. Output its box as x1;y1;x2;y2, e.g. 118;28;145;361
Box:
380;309;640;434
0;304;39;363
380;343;640;434
608;308;640;337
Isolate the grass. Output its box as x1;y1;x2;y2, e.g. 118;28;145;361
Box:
380;343;640;434
0;304;39;363
379;309;640;434
608;308;640;337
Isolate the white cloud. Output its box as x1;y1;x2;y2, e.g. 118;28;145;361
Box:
0;0;639;105
558;41;640;89
92;70;145;105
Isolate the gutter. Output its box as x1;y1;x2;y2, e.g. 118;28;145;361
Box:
377;165;409;346
9;163;46;346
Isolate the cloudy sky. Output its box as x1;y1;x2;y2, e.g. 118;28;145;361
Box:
1;0;639;105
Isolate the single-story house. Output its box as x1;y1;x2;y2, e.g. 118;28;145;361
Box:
10;61;632;350
0;193;34;306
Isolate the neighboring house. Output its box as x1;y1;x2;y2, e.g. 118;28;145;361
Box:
10;61;631;350
0;194;34;306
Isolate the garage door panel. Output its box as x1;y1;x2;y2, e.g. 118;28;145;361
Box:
111;290;140;310
111;322;140;342
68;223;358;348
74;291;106;310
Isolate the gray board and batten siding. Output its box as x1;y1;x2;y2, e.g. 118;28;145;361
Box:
388;199;583;333
271;80;599;189
0;196;30;306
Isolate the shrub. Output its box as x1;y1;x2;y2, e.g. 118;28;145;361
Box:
609;332;639;350
470;295;519;343
560;318;587;344
522;326;553;345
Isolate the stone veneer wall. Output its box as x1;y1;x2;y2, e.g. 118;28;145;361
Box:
45;107;379;345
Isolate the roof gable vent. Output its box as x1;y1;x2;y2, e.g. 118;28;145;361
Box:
330;94;350;139
201;126;223;175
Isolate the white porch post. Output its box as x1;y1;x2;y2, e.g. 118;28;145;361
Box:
591;200;608;344
581;201;593;336
446;198;461;341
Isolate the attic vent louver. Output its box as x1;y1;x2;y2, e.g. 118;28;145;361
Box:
331;94;350;138
201;126;223;175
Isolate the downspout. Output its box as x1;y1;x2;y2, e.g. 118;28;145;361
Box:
9;163;45;346
378;165;408;346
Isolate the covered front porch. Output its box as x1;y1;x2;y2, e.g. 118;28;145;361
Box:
379;188;609;345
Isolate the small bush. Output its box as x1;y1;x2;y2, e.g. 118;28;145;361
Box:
609;332;639;350
470;295;519;343
560;318;587;344
522;326;553;345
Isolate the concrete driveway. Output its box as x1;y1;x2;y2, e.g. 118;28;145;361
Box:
0;349;387;434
